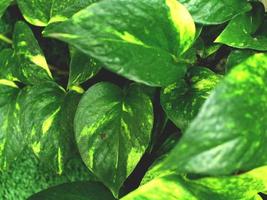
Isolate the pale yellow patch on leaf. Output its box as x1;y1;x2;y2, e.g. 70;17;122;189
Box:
42;108;60;134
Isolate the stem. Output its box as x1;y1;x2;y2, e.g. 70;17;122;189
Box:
0;34;12;44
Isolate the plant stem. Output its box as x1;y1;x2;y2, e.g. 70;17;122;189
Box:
0;34;12;44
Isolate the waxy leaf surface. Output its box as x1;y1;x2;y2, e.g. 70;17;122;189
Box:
74;82;153;196
123;166;267;200
159;53;267;175
215;4;267;51
44;0;196;86
179;0;251;24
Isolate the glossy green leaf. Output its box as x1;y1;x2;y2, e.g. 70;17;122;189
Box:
179;0;251;24
0;79;23;170
123;166;267;200
74;82;153;196
158;53;267;175
0;0;12;17
215;4;267;51
68;47;101;88
13;21;53;84
28;181;115;200
19;82;81;174
17;0;98;26
161;67;221;131
43;0;196;86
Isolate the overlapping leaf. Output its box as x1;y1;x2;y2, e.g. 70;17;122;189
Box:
158;53;267;175
28;181;116;200
0;0;12;17
13;21;53;84
0;79;23;170
43;0;196;86
0;15;12;51
0;49;17;80
179;0;251;24
122;166;267;200
226;50;255;72
16;0;98;26
19;82;81;174
74;82;153;196
68;47;101;88
216;3;267;50
161;67;221;131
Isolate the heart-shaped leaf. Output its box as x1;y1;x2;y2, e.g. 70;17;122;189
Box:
74;82;153;196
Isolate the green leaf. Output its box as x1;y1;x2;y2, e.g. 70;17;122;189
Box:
0;13;13;45
0;48;17;81
28;181;116;200
19;82;80;174
13;21;53;84
43;0;196;86
194;38;222;59
161;67;221;131
16;0;98;26
74;82;153;196
215;4;267;51
0;79;23;170
49;0;99;24
226;50;255;72
122;166;267;200
68;47;101;88
0;0;12;17
179;0;251;24
141;133;180;185
0;148;95;200
158;53;267;175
